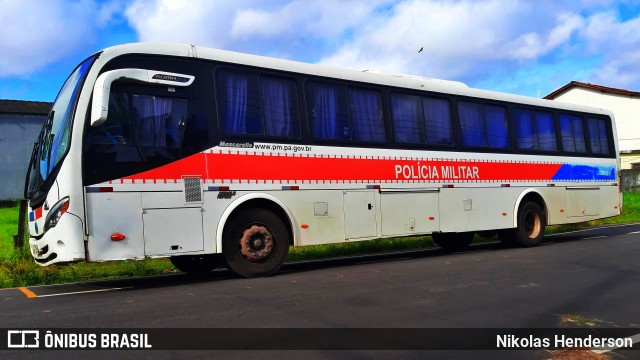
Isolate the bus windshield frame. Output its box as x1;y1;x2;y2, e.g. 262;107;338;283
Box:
25;55;97;206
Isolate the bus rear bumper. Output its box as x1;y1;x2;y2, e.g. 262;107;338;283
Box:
29;214;85;266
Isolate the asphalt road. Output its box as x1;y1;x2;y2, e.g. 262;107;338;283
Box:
2;223;640;359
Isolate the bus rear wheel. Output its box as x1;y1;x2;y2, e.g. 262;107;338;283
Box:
432;232;474;252
223;208;290;278
170;254;222;275
500;201;546;247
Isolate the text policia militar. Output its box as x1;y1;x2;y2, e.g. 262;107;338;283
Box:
496;334;634;349
394;164;479;180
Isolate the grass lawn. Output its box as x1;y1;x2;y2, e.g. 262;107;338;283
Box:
1;193;638;287
0;203;21;260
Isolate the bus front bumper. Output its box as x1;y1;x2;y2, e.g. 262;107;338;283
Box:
29;213;85;266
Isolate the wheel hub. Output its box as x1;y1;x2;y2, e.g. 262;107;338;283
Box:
239;225;274;261
524;210;541;238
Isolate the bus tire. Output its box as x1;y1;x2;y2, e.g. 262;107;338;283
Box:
223;208;290;278
513;201;546;247
432;232;474;252
170;254;222;275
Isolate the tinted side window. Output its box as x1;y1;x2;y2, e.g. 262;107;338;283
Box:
348;88;386;142
216;71;263;135
423;97;453;146
536;111;557;152
391;93;425;144
588;117;610;154
559;114;586;153
458;101;509;148
458;102;484;146
307;82;350;140
89;92;188;148
484;105;509;148
513;108;557;152
261;76;301;137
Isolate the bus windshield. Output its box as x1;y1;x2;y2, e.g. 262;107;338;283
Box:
25;55;96;204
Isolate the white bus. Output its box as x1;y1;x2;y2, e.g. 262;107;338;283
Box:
25;43;620;277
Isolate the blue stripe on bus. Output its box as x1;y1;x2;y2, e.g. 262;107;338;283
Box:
551;164;616;181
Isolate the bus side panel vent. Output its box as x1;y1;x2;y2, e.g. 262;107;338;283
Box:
183;177;203;203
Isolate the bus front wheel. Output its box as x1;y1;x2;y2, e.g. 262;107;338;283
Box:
223;208;290;278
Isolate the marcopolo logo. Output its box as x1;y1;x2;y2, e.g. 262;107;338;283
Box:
7;330;39;348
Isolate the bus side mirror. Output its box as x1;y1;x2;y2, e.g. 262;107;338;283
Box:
90;69;195;127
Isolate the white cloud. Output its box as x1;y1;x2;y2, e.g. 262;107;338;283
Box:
582;11;640;88
97;0;128;27
0;0;99;77
123;0;640;95
316;1;640;94
506;13;584;60
125;0;240;47
317;0;591;82
4;0;639;99
124;0;391;59
231;0;383;39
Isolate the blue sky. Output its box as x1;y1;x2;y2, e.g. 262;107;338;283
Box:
1;0;640;102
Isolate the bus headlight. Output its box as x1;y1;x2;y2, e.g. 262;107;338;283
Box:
44;197;70;232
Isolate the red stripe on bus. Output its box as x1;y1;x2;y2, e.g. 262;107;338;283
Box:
117;151;563;183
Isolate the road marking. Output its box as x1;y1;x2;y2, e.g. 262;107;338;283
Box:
581;236;607;240
592;332;640;354
548;223;640;236
36;287;133;298
18;287;38;298
628;231;640;235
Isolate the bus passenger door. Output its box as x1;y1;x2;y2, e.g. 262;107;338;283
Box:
343;190;378;240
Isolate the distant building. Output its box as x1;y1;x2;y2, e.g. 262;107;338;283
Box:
0;100;52;200
544;82;640;169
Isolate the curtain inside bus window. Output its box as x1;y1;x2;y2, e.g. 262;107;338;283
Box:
573;116;586;153
131;95;187;148
588;118;609;154
348;88;385;142
559;114;586;153
559;115;575;152
391;94;424;144
423;97;453;146
218;71;263;135
597;119;609;154
132;95;167;146
484;105;509;148
536;112;557;151
308;83;349;140
458;101;485;147
261;77;300;137
514;109;535;149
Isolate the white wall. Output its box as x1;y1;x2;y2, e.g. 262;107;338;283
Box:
0;114;47;200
